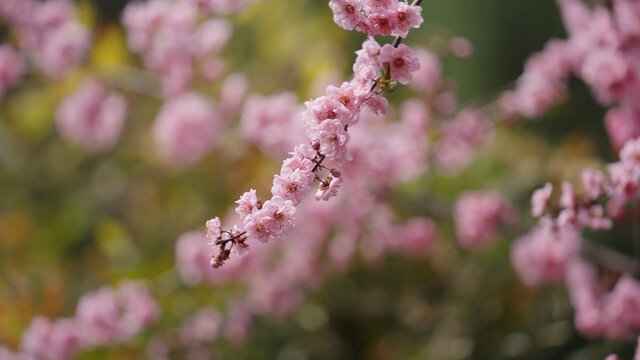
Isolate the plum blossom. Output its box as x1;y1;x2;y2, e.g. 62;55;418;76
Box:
316;175;342;201
377;43;420;84
310;119;352;164
531;182;553;217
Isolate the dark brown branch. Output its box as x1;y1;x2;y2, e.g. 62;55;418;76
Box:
312;154;326;172
216;231;247;246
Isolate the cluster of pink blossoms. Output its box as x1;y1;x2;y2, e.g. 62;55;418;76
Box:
511;137;640;340
153;92;222;166
530;136;640;233
0;0;90;78
122;0;233;97
500;0;640;151
329;0;423;38
568;260;640;340
56;79;128;152
454;191;516;249
1;281;158;360
205;2;423;267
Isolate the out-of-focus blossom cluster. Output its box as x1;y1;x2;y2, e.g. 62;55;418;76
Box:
454;191;517;249
56;79;128;152
500;0;640;151
1;281;158;360
568;260;640;340
153;92;222;166
122;0;234;97
511;137;640;339
0;0;90;78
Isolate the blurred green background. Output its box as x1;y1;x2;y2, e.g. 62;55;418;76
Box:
0;0;631;359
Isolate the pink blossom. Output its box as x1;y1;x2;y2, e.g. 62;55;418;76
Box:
449;37;473;58
510;72;568;118
56;79;128;152
75;288;122;345
153;92;220;166
362;0;395;12
559;181;578;208
566;259;604;338
531;183;553;217
582;169;606;200
581;49;633;105
35;0;74;30
359;91;389;116
282;144;316;173
377;44;420;84
243;196;295;243
605;104;640;151
511;221;581;286
38;22;91;78
303;95;353;132
576;205;613;230
20;317;85;360
613;0;640;40
391;3;423;38
607;161;640;201
179;308;222;345
602;274;640;339
116;281;160;339
620;137;640;165
76;282;158;346
0;45;24;99
260;196;296;237
309;119;352;164
329;0;364;31
235;189;261;219
316;175;342;201
189;19;231;58
368;13;395;37
454;191;516;248
205;217;222;243
326;81;361;116
272;167;314;205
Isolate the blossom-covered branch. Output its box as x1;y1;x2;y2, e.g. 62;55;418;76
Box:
205;0;425;268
